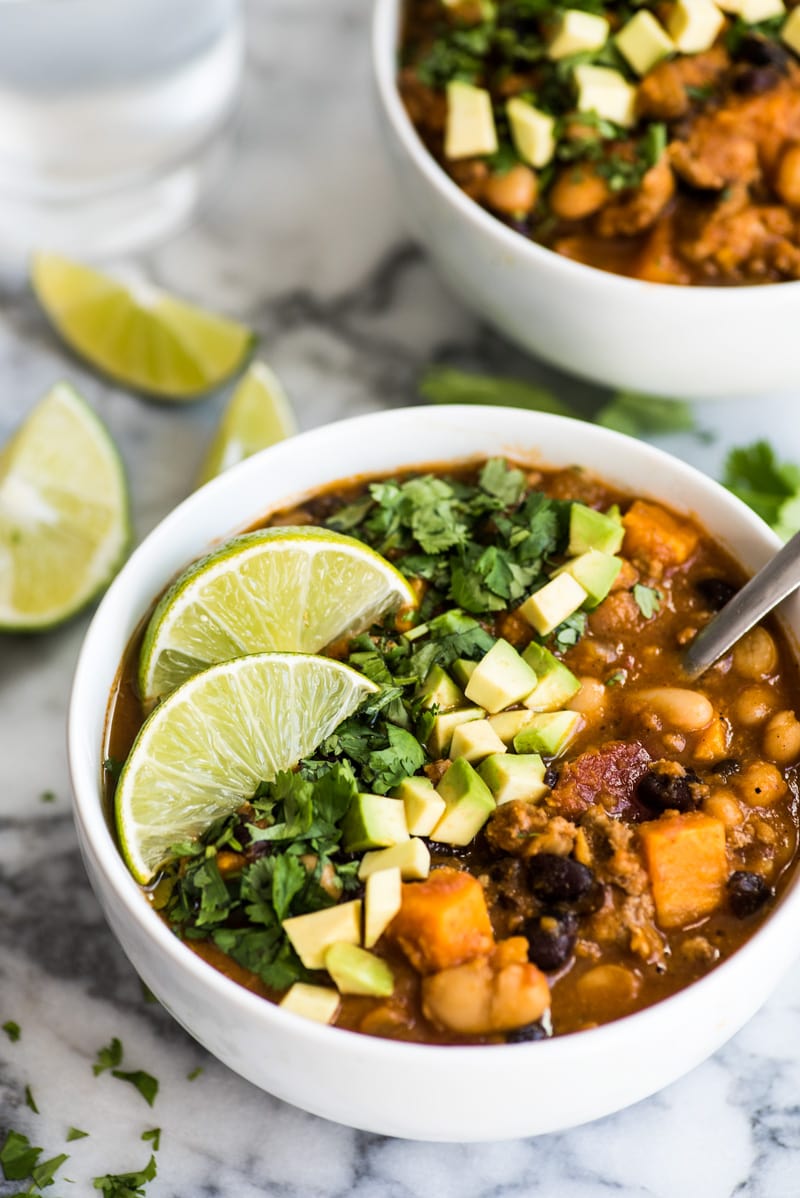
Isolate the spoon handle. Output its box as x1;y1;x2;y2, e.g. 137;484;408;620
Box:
682;528;800;680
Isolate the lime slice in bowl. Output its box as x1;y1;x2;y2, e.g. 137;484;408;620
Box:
197;360;298;485
31;252;254;401
116;652;378;884
0;383;130;631
138;527;418;704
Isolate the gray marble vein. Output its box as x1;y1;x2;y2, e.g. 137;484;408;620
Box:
3;0;800;1195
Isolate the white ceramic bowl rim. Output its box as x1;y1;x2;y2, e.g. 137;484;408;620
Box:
68;406;800;1086
371;0;800;305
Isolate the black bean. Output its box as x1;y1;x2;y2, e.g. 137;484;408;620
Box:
695;577;738;610
737;34;790;69
506;1021;550;1044
728;870;772;918
637;768;697;814
543;764;560;789
711;757;741;779
527;853;595;903
524;912;577;972
732;65;783;95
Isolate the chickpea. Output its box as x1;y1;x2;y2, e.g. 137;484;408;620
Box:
732;627;777;680
703;791;744;828
733;761;787;808
576;964;641;1018
763;710;800;766
629;687;714;733
775;142;800;208
566;676;607;719
549;165;611;221
733;684;776;728
484;164;538;217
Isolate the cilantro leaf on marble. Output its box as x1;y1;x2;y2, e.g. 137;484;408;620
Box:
186;1067;203;1082
93;1038;123;1076
67;1128;89;1142
0;1130;43;1181
420;366;575;417
32;1151;69;1188
632;584;662;619
723;441;800;541
24;1085;38;1114
110;1070;159;1108
140;1129;160;1152
595;391;697;436
92;1153;157;1196
3;1021;20;1042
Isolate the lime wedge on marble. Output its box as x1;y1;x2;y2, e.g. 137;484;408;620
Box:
197;360;297;485
0;382;130;631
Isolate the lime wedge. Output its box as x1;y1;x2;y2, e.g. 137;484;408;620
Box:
0;383;130;631
197;360;297;485
31;252;254;401
116;651;378;883
138;527;418;704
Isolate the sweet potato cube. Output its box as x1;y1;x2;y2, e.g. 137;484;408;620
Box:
622;500;699;571
639;812;727;929
386;867;494;973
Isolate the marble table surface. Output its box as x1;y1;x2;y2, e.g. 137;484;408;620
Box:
4;1;800;1194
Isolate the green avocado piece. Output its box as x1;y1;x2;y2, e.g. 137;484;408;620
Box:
478;752;549;805
569;503;625;556
427;705;485;757
393;775;446;836
465;638;538;713
451;657;478;689
431;757;496;846
555;548;622;607
417;663;466;712
341;793;409;853
324;943;395;998
513;710;583;757
521;643;581;711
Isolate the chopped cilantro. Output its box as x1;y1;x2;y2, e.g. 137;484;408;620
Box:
0;1130;42;1181
24;1085;38;1114
93;1154;157;1197
553;612;587;650
605;669;627;687
110;1070;159;1108
39;791;56;804
140;1129;160;1152
186;1067;203;1081
723;441;800;542
67;1128;89;1142
93;1038;123;1076
3;1021;21;1042
103;757;124;782
633;584;662;619
32;1152;68;1189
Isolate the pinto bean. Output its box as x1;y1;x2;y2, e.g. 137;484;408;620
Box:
629;688;714;733
484;165;538;216
549;165;610;220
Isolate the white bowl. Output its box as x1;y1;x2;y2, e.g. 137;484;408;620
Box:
372;0;800;399
69;405;800;1140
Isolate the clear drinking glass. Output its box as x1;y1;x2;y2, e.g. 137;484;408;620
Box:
0;0;243;266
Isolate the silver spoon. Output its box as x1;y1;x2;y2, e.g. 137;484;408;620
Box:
682;529;800;680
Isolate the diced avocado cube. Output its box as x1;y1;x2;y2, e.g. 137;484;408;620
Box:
615;10;674;76
568;503;625;556
478;752;549;805
506;97;556;168
451;657;478;689
450;718;507;764
554;549;622;607
341;794;409;853
445;81;498;160
282;900;362;970
279;983;340;1025
488;708;538;745
522;643;581;711
427;705;485;757
417;664;466;712
782;6;800;54
519;574;587;637
465;638;538;713
393;775;446;836
739;0;784;18
358;838;431;882
364;867;402;948
513;710;583;757
548;8;609;59
431;758;496;846
574;64;636;128
324;943;395;998
667;0;723;53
